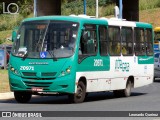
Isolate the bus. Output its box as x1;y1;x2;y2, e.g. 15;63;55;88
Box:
154;27;160;55
154;27;160;43
154;27;160;79
9;15;154;103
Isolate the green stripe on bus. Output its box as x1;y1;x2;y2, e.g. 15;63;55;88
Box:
138;56;154;64
77;56;110;72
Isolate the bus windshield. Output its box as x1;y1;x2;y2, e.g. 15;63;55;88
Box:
12;20;79;59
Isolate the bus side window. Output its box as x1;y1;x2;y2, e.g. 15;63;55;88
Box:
134;28;145;56
108;26;121;56
145;29;153;56
81;31;90;54
80;26;97;55
121;27;133;55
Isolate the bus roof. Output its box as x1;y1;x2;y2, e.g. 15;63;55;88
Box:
22;15;152;28
23;15;108;26
136;22;152;29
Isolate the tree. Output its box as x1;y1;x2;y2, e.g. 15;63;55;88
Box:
17;0;33;17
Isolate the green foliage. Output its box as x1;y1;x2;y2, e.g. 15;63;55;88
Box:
0;14;23;31
0;3;2;14
62;0;160;17
0;0;160;45
0;0;33;32
0;30;12;44
139;0;160;10
17;0;33;17
61;0;115;17
0;39;5;44
0;0;33;44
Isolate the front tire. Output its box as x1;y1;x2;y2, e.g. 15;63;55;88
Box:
68;81;86;103
14;91;32;103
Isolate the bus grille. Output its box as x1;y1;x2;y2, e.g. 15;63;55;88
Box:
22;72;36;77
24;81;52;88
41;72;56;76
22;72;57;77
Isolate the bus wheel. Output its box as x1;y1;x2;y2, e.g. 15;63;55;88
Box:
122;80;132;97
68;81;86;103
14;91;32;103
113;80;132;97
153;77;156;82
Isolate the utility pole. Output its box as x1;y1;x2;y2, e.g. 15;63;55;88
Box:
96;0;98;18
84;0;86;14
34;0;37;17
119;0;122;19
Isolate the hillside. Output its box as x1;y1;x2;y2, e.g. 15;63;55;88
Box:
140;8;160;28
0;7;160;45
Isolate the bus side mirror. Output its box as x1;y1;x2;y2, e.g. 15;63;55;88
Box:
12;27;19;42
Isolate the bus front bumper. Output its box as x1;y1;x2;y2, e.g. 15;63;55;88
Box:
9;72;75;94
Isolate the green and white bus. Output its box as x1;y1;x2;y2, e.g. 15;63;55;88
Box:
9;15;154;103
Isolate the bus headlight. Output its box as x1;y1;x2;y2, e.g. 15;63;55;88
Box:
59;66;71;77
66;66;71;73
10;66;20;75
10;67;15;71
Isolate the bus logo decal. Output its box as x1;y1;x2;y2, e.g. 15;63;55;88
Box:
115;59;130;72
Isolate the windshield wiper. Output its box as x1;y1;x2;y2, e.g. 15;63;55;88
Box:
48;50;57;61
35;21;50;52
41;21;50;52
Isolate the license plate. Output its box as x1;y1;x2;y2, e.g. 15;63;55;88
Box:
32;87;43;92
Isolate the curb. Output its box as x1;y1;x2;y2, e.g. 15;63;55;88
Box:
0;92;14;100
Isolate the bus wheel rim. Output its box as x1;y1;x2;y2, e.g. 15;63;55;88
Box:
76;85;83;98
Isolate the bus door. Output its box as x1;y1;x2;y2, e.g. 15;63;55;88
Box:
77;24;110;92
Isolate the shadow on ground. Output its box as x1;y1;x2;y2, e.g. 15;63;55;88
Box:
0;92;147;104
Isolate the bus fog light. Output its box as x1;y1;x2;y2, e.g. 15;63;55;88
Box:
14;70;18;74
61;71;65;76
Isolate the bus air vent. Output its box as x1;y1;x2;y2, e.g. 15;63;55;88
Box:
22;72;36;77
24;81;52;88
41;72;57;76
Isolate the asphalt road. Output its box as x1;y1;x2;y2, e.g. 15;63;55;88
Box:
1;80;160;120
